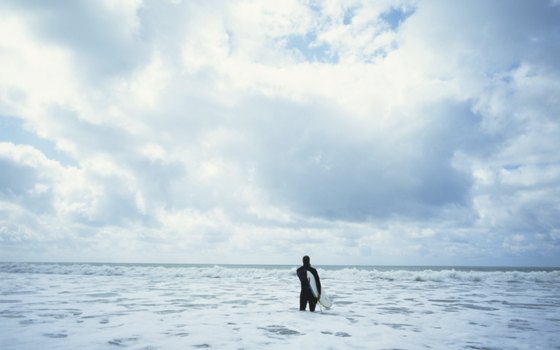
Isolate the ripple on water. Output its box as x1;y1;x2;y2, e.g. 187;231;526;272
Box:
508;318;536;331
1;290;37;296
382;323;413;330
377;306;413;315
223;299;253;305
335;332;351;337
457;303;500;311
108;336;139;347
43;333;68;338
503;301;549;310
321;330;352;337
259;325;301;336
155;309;186;315
87;292;120;298
429;299;460;303
0;310;25;319
20;318;51;325
464;345;502;350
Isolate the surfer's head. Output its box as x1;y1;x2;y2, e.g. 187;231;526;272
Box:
302;255;310;266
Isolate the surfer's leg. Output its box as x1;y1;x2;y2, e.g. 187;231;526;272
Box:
299;291;307;311
309;298;317;312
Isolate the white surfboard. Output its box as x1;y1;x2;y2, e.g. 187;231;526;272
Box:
307;272;332;309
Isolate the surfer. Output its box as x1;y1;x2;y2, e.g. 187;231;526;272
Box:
297;255;321;312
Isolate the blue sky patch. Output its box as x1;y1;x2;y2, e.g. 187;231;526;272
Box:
0;116;76;166
380;6;415;30
285;33;338;63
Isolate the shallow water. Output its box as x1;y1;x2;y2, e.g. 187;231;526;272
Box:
1;263;559;349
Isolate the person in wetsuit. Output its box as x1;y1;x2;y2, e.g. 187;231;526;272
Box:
296;255;321;311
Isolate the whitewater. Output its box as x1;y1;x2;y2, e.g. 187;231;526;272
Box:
0;263;559;349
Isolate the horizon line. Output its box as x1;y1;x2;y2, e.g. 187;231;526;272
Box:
1;261;559;269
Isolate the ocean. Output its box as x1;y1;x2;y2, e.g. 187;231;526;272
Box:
0;262;559;349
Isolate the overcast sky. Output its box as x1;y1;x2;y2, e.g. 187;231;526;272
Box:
1;0;559;266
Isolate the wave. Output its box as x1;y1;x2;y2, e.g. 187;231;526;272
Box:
0;263;293;279
1;262;559;284
323;267;560;284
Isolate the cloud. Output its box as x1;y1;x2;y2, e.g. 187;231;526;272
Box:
243;96;476;221
0;0;146;81
0;143;57;215
0;0;559;265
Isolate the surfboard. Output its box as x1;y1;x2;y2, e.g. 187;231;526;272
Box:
307;271;332;309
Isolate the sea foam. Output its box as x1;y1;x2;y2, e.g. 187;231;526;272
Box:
1;262;559;349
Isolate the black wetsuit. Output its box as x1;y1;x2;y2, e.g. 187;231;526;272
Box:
297;263;321;311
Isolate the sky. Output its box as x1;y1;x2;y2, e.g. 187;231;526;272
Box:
0;0;559;266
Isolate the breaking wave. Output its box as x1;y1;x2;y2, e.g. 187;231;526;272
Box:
1;262;558;284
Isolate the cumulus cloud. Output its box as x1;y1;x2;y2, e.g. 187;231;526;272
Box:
0;0;559;265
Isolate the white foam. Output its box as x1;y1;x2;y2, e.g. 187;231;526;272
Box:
2;263;559;283
1;263;559;349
